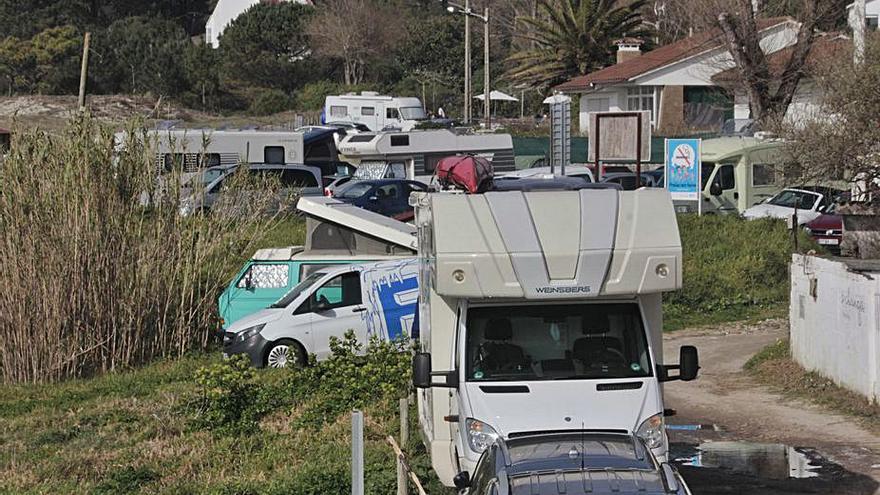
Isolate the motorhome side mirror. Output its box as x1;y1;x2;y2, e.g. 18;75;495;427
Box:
413;352;432;389
679;345;700;381
453;471;471;489
709;182;723;196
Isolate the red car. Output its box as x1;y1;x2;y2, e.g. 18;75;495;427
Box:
804;213;843;253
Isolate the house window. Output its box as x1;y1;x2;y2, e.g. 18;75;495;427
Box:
626;87;655;122
868;16;879;30
361;106;375;116
330;105;347;117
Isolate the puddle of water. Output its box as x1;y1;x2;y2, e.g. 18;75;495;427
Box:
671;441;823;479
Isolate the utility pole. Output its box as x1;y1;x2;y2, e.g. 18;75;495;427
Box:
854;0;866;65
78;32;91;110
464;0;471;123
483;7;490;129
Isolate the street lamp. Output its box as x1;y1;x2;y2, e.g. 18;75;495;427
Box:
446;2;490;129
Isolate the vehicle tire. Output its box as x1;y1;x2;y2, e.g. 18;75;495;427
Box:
264;339;306;369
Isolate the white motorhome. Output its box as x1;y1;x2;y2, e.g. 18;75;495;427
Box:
338;129;515;181
135;128;340;174
410;181;699;486
324;92;427;131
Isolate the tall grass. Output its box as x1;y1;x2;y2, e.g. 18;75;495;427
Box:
0;116;279;383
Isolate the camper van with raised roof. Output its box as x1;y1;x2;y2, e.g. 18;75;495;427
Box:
410;178;700;486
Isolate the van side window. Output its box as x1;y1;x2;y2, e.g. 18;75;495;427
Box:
312;272;361;310
718;164;735;190
330;105;347;117
386;108;400;119
237;264;289;289
361;106;375;116
264;146;285;164
752;163;776;186
300;263;338;279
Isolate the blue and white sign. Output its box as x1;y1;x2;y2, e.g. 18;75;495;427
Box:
665;138;702;201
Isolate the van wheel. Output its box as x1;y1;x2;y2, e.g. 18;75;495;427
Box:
265;339;306;369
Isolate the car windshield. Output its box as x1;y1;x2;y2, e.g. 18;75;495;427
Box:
336;182;374;199
270;272;325;308
400;107;427;120
465;303;651;382
768;190;820;209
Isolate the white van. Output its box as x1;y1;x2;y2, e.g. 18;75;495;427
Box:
410;181;699;486
324;92;427;131
222;259;418;368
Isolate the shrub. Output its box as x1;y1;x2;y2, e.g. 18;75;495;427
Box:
0;116;279;383
249;88;293;116
290;330;412;427
93;465;160;494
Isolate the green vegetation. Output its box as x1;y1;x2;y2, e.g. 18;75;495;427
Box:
747;339;880;433
0;333;453;494
663;214;815;330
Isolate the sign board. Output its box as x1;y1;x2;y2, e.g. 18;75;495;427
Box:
665;138;702;203
543;94;571;169
587;111;651;162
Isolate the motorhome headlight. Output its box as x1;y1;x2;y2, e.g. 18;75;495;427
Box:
636;413;665;450
465;418;499;453
237;324;266;343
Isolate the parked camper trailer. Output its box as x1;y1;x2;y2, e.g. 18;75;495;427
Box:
142;128;340;173
410;182;699;486
338;129;515;181
323;92;427;131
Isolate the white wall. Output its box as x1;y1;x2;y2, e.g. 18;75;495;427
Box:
732;80;823;123
790;254;880;401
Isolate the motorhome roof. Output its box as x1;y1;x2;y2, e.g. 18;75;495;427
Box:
701;136;783;160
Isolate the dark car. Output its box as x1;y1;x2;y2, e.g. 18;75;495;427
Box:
599;172;659;190
455;432;691;495
333;179;427;221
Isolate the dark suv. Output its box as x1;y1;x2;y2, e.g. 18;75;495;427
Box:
455;432;692;495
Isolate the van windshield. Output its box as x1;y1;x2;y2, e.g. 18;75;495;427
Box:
465;303;651;382
271;272;325;308
400;107;427;120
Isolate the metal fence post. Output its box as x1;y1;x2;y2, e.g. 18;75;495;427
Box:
352;410;364;495
397;398;409;495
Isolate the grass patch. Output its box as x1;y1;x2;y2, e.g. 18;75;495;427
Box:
0;341;453;494
746;339;880;431
663;215;817;331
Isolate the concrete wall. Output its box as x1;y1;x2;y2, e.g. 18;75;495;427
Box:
790;254;880;401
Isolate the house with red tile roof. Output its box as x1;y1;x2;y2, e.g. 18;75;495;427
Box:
554;17;802;134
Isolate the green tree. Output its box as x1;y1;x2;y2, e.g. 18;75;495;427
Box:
505;0;645;90
0;37;36;95
93;16;190;95
30;25;82;94
220;2;313;92
181;43;221;110
398;15;474;89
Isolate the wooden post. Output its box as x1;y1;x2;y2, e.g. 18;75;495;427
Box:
78;32;91;110
397;398;409;495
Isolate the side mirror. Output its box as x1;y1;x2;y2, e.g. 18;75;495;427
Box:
369;196;378;202
453;471;471;490
679;345;699;381
709;182;723;196
413;352;432;389
314;300;330;312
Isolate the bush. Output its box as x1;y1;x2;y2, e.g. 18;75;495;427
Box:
249;88;293;116
0;116;279;383
664;214;814;324
290;330;412;427
190;354;263;434
93;465;160;494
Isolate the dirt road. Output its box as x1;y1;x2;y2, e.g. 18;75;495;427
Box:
664;318;880;494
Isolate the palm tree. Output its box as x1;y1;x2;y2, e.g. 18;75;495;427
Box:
506;0;646;90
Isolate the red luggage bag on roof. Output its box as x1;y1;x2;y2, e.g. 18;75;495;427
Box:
435;155;494;194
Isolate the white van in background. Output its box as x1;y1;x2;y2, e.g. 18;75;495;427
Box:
222;259;419;368
324;92;427;131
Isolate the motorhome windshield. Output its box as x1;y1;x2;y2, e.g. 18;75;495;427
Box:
400;107;427;120
270;272;325;308
768;190;820;209
465;303;651;382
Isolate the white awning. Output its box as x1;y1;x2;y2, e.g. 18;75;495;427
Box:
474;90;519;102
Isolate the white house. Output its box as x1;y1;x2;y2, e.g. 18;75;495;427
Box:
205;0;311;48
847;0;880;31
555;17;802;134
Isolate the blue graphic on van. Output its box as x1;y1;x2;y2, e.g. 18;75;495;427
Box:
375;276;418;339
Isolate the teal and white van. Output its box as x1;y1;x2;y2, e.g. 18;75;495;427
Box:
219;247;410;329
